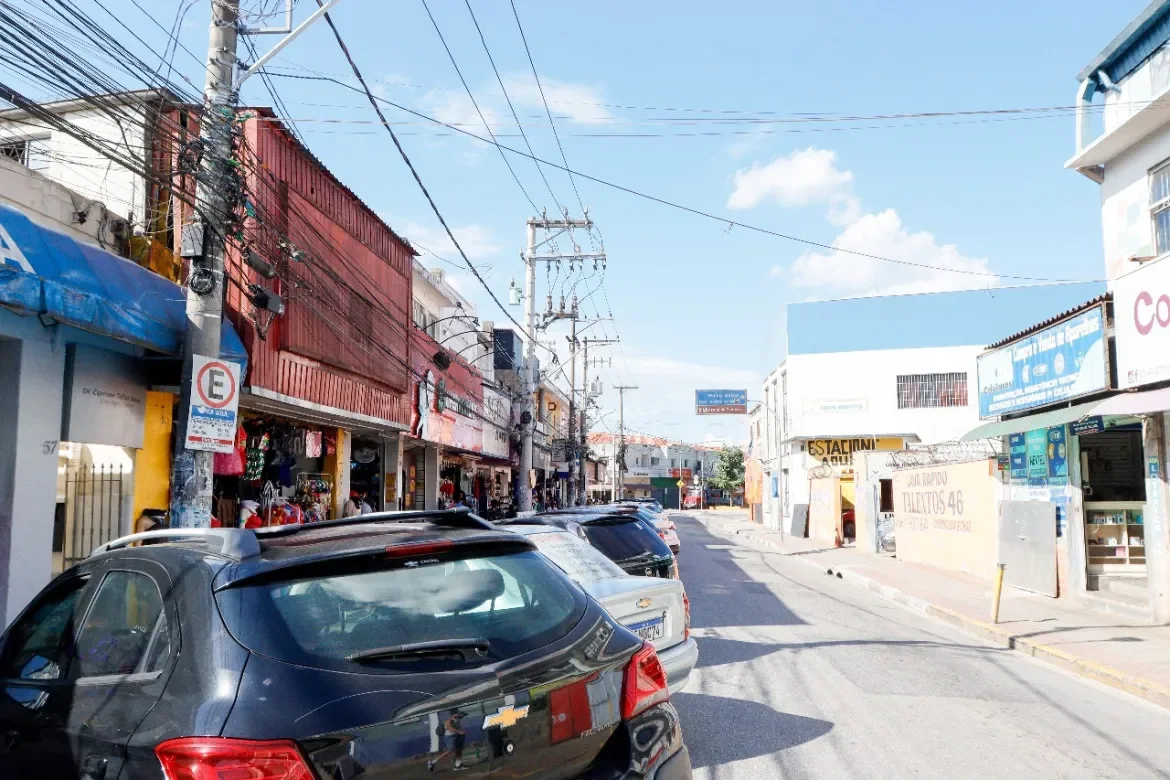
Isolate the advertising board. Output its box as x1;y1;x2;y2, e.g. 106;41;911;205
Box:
695;389;748;415
976;305;1108;418
1115;256;1170;388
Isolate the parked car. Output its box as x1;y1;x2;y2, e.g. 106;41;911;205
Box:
0;509;692;779
507;510;678;578
607;503;682;555
507;524;698;693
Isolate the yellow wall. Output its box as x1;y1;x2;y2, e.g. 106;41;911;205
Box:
893;459;998;580
808;476;842;544
131;391;174;522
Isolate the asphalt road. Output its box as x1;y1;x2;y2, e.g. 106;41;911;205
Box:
671;511;1170;780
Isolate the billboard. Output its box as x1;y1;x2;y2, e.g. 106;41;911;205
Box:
1115;255;1170;388
695;389;748;415
975;305;1108;418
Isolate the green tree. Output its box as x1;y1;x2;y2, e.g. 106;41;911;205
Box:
709;447;745;497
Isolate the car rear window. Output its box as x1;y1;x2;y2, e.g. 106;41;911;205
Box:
215;549;585;671
581;518;672;563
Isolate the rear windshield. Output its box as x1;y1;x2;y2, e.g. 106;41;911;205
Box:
216;550;585;671
581;518;672;564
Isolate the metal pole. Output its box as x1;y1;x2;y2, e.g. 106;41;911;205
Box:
578;339;588;504
991;562;1006;623
567;316;577;506
169;0;239;528
613;385;638;499
519;221;537;512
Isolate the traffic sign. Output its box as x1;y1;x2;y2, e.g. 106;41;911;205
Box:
676;479;685;488
185;354;241;453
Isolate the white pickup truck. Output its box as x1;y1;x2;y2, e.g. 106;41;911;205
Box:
506;524;699;694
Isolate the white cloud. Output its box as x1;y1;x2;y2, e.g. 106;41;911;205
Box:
787;209;998;297
421;90;501;130
402;221;502;262
727;147;855;211
503;74;613;125
768;264;785;278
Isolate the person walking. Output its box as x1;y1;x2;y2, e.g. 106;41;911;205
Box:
428;711;467;772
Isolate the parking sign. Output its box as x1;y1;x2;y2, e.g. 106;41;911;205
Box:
185;354;240;453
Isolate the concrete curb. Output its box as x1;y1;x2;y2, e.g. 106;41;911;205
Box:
686;512;1170;712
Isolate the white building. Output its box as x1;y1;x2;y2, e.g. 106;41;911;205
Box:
586;432;719;504
758;284;1108;534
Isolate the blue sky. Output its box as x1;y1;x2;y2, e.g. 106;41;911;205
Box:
88;0;1148;443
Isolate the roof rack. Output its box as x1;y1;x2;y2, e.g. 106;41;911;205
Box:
89;509;494;560
91;528;262;560
253;507;495;539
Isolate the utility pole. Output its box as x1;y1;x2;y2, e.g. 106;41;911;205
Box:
613;385;638;501
566;316;577;506
169;0;342;528
168;0;240;529
578;344;615;502
518;213;593;512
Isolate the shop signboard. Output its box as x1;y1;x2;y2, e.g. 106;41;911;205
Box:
1047;426;1068;480
695;389;748;415
411;369;484;453
1070;416;1104;436
1025;429;1048;481
1008;433;1027;480
806;437;903;470
976;305;1108;418
62;345;147;449
1115;254;1170;388
184;354;240;453
892;459;998;578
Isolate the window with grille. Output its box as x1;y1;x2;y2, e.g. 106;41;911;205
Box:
0;138;50;173
1152;160;1170;256
896;372;968;409
412;301;438;339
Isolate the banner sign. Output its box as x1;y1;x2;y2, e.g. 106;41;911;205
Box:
695;389;748;415
1070;416;1104;436
1008;433;1027;480
185;354;240;453
1115;255;1170;388
1025;429;1048;480
976;305;1108;418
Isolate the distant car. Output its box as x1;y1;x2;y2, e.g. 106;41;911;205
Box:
566;503;681;556
0;510;692;779
506;510;678;578
507;525;698;693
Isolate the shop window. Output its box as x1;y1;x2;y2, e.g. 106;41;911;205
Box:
1151;159;1170;255
879;479;894;512
896;372;968;409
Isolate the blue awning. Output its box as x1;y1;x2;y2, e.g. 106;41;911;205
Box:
0;203;246;371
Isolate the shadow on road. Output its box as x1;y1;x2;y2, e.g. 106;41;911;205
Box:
673;692;833;769
676;517;806;630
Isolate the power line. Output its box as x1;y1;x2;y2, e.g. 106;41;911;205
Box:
264;69;1102;286
509;0;584;214
463;0;561;211
417;0;538;212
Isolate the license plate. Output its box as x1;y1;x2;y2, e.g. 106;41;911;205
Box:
626;614;665;641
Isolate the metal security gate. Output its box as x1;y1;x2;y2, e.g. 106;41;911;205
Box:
999;500;1057;597
62;464;125;569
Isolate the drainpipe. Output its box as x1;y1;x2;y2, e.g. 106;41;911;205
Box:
1075;77;1096;154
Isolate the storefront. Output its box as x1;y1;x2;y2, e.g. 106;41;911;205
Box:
800;437;905;542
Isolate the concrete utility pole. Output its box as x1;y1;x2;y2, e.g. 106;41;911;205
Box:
519;213;593;511
168;0;240;529
578;344;615;502
567;316;577;505
614;385;638;500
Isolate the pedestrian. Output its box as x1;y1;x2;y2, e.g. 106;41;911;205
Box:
359;492;374;515
343;491;362;518
427;711;467;772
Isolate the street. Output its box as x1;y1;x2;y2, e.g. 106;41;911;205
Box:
672;511;1170;780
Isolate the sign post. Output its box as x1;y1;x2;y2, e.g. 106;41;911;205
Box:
185;355;241;454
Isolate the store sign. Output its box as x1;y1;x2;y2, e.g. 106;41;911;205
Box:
1070;416;1104;436
1047;426;1068;479
892;459;998;577
1025;429;1048;480
1008;433;1027;479
806;437;903;469
1115;256;1170;388
976;305;1108;418
411;369;483;452
482;388;511;459
185;354;240;453
62;345;146;449
695;389;748;415
803;397;867;415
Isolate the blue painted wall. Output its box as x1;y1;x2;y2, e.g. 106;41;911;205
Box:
786;282;1106;356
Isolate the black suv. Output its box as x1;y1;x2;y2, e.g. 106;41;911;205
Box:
506;511;676;579
0;510;691;779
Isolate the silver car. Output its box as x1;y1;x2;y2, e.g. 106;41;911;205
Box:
507;524;699;694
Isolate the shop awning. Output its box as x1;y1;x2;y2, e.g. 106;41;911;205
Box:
1093;386;1170;416
959;399;1105;441
0;203;246;369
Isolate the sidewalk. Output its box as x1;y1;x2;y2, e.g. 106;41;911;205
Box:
678;509;1170;711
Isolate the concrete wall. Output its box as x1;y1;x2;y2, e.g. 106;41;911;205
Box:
808;476;841;545
0;157;125;248
892;459;1000;581
130;391;173;523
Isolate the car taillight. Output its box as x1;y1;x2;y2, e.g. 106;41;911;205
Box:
620;643;670;720
682;589;691;641
385;540;454;558
155;737;314;780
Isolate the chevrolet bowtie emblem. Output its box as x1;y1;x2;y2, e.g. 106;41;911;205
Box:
483;704;530;729
636;598;652;609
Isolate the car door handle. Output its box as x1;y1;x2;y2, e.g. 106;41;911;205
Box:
81;755;108;780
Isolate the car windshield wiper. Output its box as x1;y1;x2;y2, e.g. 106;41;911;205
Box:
348;638;491;663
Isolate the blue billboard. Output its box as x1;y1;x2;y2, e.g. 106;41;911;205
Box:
976;305;1108;419
696;389;748;415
